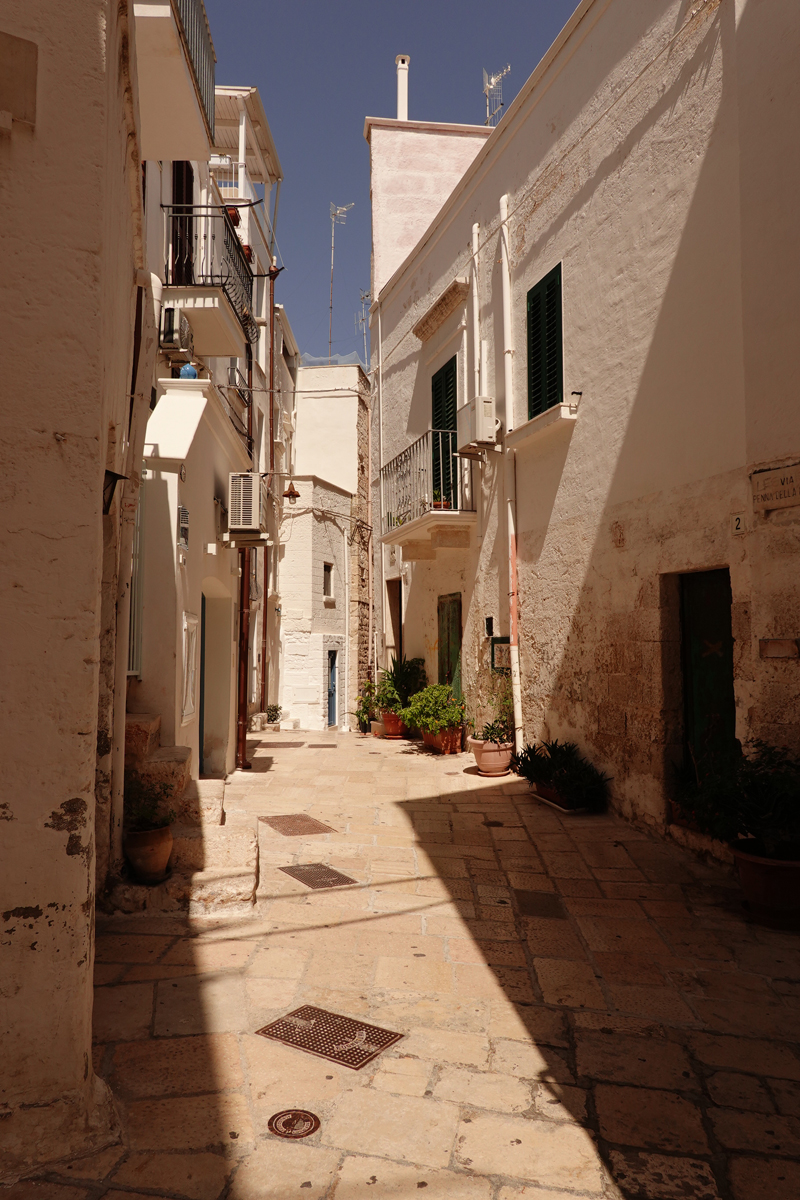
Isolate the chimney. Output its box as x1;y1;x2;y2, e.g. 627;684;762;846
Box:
395;54;409;121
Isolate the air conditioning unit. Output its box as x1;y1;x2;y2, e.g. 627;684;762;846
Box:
160;306;194;358
457;395;498;453
228;472;269;536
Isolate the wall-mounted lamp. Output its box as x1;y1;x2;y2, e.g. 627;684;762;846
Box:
282;482;300;504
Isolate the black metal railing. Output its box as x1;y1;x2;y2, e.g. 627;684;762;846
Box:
164;205;258;343
381;429;474;535
173;0;215;139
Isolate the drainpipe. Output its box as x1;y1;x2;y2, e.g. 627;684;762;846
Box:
367;366;374;683
471;223;480;400
260;261;281;712
500;194;524;753
377;302;386;673
236;343;254;770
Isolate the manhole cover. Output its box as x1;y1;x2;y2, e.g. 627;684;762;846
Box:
256;1006;403;1069
514;889;566;919
259;814;336;836
279;863;357;889
267;1109;320;1139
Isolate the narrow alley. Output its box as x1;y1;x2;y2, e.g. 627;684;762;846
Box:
18;734;800;1200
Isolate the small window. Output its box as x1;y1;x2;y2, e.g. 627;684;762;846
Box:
527;263;563;420
323;562;333;597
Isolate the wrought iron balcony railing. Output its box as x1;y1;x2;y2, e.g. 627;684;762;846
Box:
380;429;475;536
164;204;258;343
173;0;215;139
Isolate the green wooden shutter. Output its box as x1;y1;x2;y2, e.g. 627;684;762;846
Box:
527;264;563;420
432;356;457;504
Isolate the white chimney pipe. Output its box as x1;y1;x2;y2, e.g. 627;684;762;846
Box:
395;54;410;121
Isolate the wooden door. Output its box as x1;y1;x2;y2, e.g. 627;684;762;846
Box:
680;569;736;769
438;593;462;699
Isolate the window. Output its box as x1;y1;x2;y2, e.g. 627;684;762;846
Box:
323;562;333;597
431;355;458;507
527;263;563;420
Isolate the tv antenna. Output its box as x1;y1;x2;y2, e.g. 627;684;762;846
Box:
483;64;511;127
329;202;354;364
355;289;371;367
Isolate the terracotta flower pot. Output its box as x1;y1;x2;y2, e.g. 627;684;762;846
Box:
469;737;513;776
734;846;800;929
422;728;461;754
124;825;173;884
381;710;405;738
532;784;587;815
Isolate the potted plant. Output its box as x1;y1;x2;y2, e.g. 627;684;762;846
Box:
375;673;405;737
266;703;282;727
382;656;427;736
431;489;451;511
123;771;176;884
469;718;514;776
517;740;610;814
674;742;800;927
350;680;376;734
402;684;465;754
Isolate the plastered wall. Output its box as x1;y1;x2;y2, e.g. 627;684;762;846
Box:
371;0;800;827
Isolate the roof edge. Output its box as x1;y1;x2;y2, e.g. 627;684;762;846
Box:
363;116;493;143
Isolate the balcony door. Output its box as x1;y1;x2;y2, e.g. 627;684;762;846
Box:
432;356;457;509
172;160;195;286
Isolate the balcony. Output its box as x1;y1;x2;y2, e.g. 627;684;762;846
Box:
163;204;258;356
133;0;215;160
144;377;252;466
380;429;476;560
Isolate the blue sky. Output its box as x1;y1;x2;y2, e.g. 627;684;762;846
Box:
204;0;580;361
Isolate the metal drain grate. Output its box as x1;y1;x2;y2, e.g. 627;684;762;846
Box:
307;744;337;749
256;1005;403;1069
514;889;567;919
258;814;336;836
279;863;357;889
267;1109;320;1139
259;741;306;748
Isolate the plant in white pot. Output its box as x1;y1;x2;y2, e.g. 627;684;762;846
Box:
468;718;514;776
123;771;176;884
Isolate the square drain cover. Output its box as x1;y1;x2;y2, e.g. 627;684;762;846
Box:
514;890;567;919
279;863;357;889
257;1005;402;1069
259;814;336;836
259;742;306;748
307;744;337;749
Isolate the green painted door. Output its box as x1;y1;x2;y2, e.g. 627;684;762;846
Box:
438;593;462;699
680;569;737;770
432;356;457;507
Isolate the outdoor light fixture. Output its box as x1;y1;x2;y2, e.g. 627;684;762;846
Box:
283;481;300;503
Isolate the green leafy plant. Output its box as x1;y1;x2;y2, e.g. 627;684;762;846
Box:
350;680;376;733
402;684;465;734
384;655;427;706
266;703;282;723
516;740;611;813
476;718;512;746
375;673;403;714
674;741;800;860
123;771;176;833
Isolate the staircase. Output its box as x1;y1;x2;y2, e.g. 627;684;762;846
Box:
107;714;258;915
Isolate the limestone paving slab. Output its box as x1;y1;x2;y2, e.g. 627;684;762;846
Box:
32;732;800;1200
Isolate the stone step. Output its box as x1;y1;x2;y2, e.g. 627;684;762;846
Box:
106;865;256;915
174;778;225;826
170;824;257;873
125;712;161;765
137;745;191;801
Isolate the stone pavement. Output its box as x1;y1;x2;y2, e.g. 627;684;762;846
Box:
12;732;800;1199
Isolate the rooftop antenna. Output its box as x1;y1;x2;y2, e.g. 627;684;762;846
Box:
329;202;354;364
483;64;511;127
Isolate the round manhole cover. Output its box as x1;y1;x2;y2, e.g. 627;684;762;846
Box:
268;1109;320;1139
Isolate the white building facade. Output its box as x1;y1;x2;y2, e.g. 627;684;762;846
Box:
369;0;800;828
